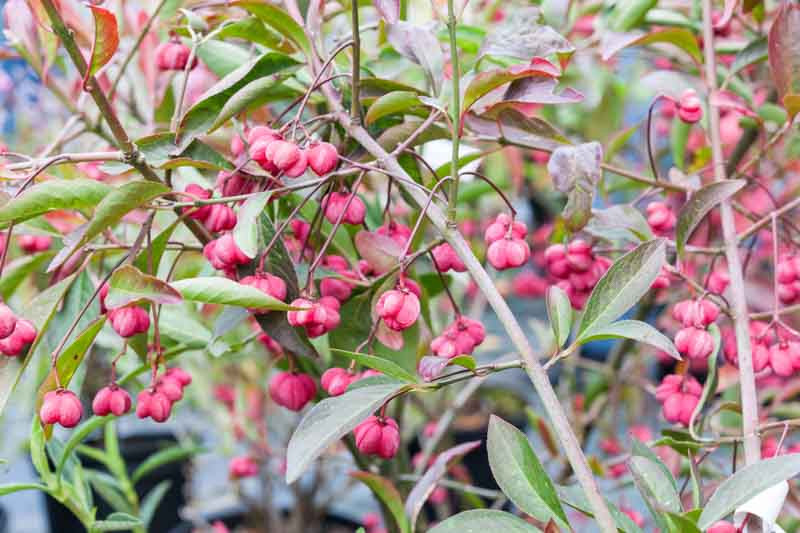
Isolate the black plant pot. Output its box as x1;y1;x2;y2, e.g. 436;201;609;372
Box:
45;430;188;533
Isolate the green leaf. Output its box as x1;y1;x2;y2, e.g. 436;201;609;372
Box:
462;61;560;117
86;469;133;514
350;472;411;533
214;16;294;52
233;191;272;258
365;91;424;126
665;513;701;533
178;53;301;146
56;415;112;477
49;181;170;272
675;181;746;257
140;481;172;528
429;510;542;533
577;239;666;340
285;383;406;483
698;454;800;529
195;39;250;77
172;276;292;310
233;1;311;57
558;484;644;533
0;273;80;417
546;285;572;349
448;355;476;371
0;179;111;227
601;28;702;64
135;133;233;171
730;37;768;76
106;264;182;308
487;415;569;529
629;456;682;531
91;512;143;531
0;483;49;496
331;349;417;383
0;251;55;300
609;0;659;31
585;205;654;243
671;119;690;171
631;438;677;492
131;445;202;484
579;320;679;360
85;6;119;78
30;418;50;479
210;77;298;132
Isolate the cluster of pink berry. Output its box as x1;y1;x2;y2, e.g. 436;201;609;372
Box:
322;191;366;225
100;285;151;338
484;213;530;270
155;39;196;71
431;242;465;273
204;233;250;277
376;281;421;331
777;255;800;304
675;89;703;124
245;126;339;178
723;321;800;377
183;184;237;233
672;299;719;360
229;455;259;479
655;374;702;427
320;367;380;396
0;303;36;357
353;415;400;459
645;201;676;237
287;296;341;338
319;255;358;302
18;234;52;253
240;272;288;309
430;316;486;358
136;367;193;422
269;371;317;411
544;240;611;309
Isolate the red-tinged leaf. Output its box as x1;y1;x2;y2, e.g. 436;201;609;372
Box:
85;6;119;81
354;230;402;274
715;0;739;30
710;89;759;119
106;264;183;308
601;28;702;64
768;1;800;119
462;58;561;117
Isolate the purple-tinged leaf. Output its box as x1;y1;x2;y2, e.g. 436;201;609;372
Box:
355;230;403;274
715;0;739;31
418;355;450;381
478;8;574;67
710;89;759;118
768;1;800;119
386;22;444;94
547;142;603;194
373;0;399;23
406;441;481;528
464;109;568;152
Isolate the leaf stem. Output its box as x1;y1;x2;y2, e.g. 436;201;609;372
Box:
446;0;461;224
